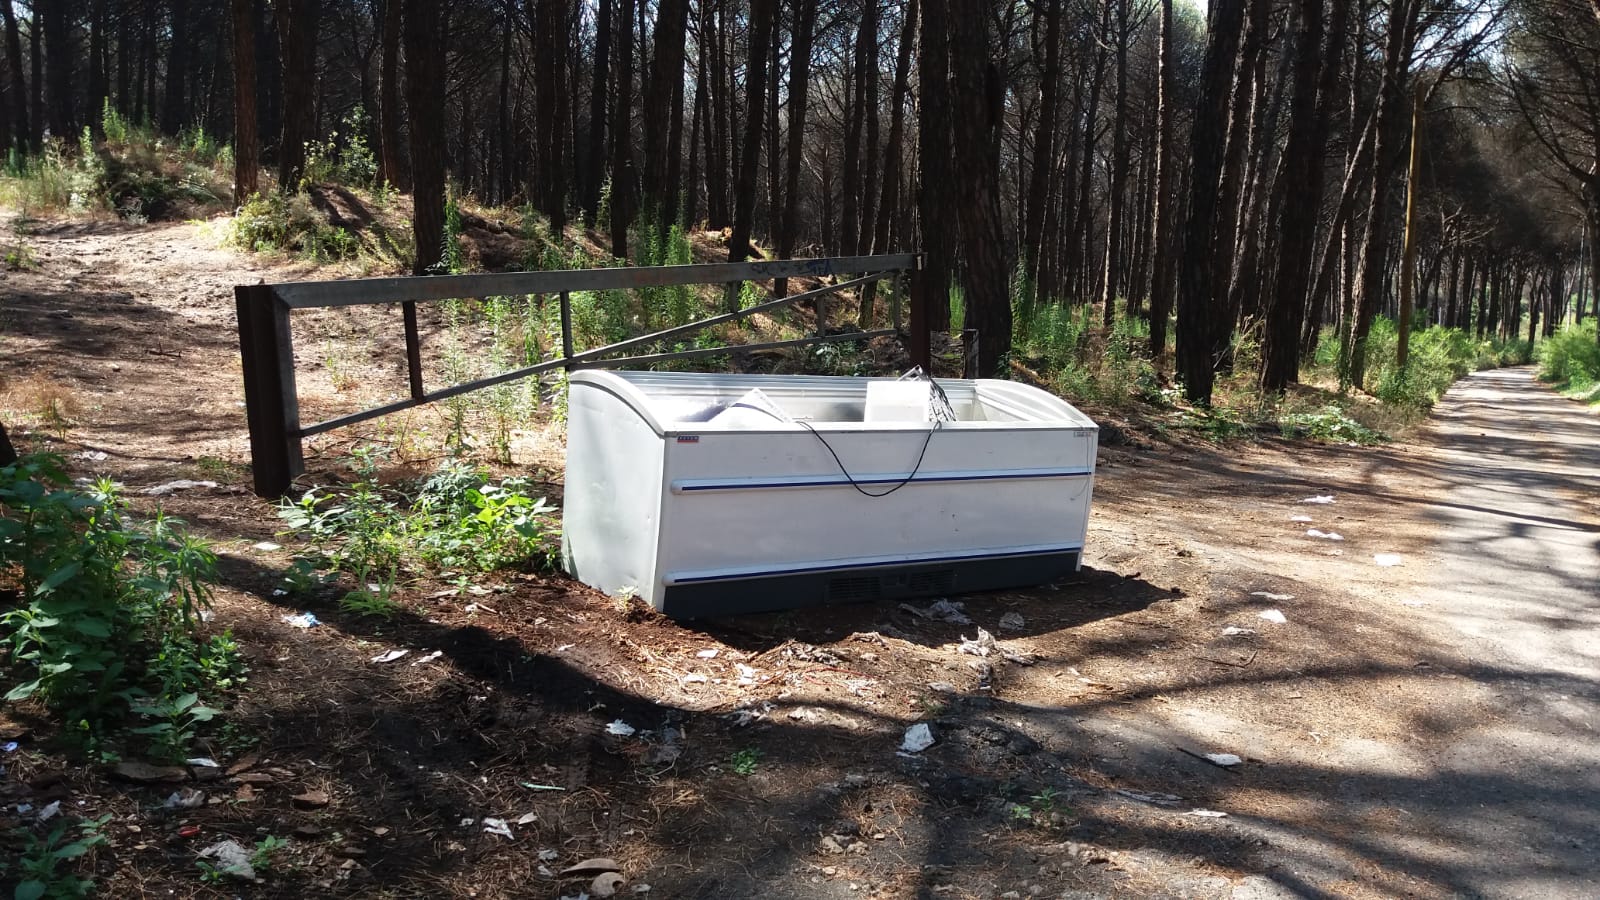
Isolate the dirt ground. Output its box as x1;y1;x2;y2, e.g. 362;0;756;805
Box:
2;217;1598;899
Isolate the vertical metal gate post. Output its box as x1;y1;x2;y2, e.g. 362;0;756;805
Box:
235;284;304;497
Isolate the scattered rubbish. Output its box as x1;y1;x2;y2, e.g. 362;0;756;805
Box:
695;648;719;659
1189;809;1229;818
736;664;759;686
2;741;17;753
1257;610;1287;625
900;723;936;753
1250;591;1294;601
198;839;257;880
482;818;514;839
900;598;974;625
459;818;477;827
958;628;997;658
463;602;497;614
1205;753;1243;767
560;858;623;878
1116;789;1182;805
1289;514;1313;523
1373;553;1403;567
413;650;445;665
282;612;321;629
371;649;410;664
521;782;566;792
177;824;202;838
644;727;685;766
680;673;708;684
591;872;627;897
998;611;1027;632
1221;626;1255;637
927;681;957;694
163;788;205;810
788;707;822;722
1306;529;1344;541
35;800;61;821
15;803;32;815
517;812;539;826
633;884;652;894
185;756;221;769
143;479;218;495
74;450;109;462
556;644;575;652
252;541;282;552
1300;495;1335;504
291;789;331;809
604;721;636;737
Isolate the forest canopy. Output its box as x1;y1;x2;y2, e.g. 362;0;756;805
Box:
0;0;1595;399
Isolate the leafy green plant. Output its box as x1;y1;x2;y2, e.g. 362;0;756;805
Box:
1277;405;1388;445
251;835;290;873
730;747;761;776
5;815;109;900
339;565;401;619
129;691;219;762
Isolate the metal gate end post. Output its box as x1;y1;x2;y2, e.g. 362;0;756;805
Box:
908;263;932;372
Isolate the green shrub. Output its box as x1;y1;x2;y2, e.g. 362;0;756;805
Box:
1538;324;1600;389
0;455;230;738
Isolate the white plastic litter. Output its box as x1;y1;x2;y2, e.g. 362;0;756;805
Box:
143;479;218;495
517;812;539;825
1250;591;1294;601
695;648;719;659
1289;514;1313;523
371;649;410;664
163;788;205;810
252;541;283;552
35;800;61;821
198;839;257;880
1189;809;1229;818
958;628;997;658
900;599;973;625
900;723;936;753
736;664;759;686
1221;626;1255;637
1258;609;1288;624
1301;495;1335;504
482;818;514;839
2;741;18;753
282;612;320;628
1205;753;1243;767
1306;529;1344;541
413;650;445;665
605;721;636;737
185;757;221;769
681;673;708;684
998;611;1027;632
1373;553;1403;567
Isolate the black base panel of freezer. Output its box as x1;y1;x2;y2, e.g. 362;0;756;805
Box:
657;551;1081;619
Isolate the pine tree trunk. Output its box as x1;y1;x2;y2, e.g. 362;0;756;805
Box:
232;0;259;201
1147;0;1175;358
776;0;819;296
858;0;880;256
948;0;1011;374
42;0;74;139
642;0;689;231
88;0;107;134
1174;0;1248;405
727;0;775;271
275;0;320;191
0;0;26;150
1022;0;1061;300
610;0;635;258
1100;0;1131;327
917;0;954;331
403;0;444;274
861;0;916;328
0;421;15;466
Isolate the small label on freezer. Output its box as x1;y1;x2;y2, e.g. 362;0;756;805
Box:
676;435;700;443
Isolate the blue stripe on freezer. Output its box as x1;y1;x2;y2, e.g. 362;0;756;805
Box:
667;544;1084;585
672;468;1093;493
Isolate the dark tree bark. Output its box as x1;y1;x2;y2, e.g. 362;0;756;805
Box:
704;0;729;228
584;0;611;224
610;0;635;257
88;0;107;133
29;7;42;148
857;0;880;255
1021;0;1061;299
162;0;191;134
947;0;1010;374
642;0;690;232
534;0;571;233
0;421;15;466
860;0;915;328
917;0;954;330
776;0;819;297
378;0;407;189
232;0;260;201
1100;0;1132;327
727;0;775;269
1261;0;1350;391
841;1;868;257
0;0;26;151
42;0;74;139
1147;0;1175;357
1174;0;1248;405
403;0;444;273
275;0;320;191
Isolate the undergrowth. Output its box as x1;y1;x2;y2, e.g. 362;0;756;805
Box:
276;449;560;613
1538;323;1600;403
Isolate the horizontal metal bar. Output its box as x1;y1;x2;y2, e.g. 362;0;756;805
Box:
570;329;896;370
298;395;423;438
270;254;918;309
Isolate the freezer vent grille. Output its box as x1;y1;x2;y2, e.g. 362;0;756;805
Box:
825;568;956;603
826;576;882;602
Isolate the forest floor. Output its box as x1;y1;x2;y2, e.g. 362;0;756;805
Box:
2;216;1599;899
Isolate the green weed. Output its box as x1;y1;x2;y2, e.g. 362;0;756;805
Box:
729;747;762;776
4;814;110;900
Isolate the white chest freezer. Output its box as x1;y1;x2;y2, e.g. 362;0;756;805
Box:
561;371;1098;618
